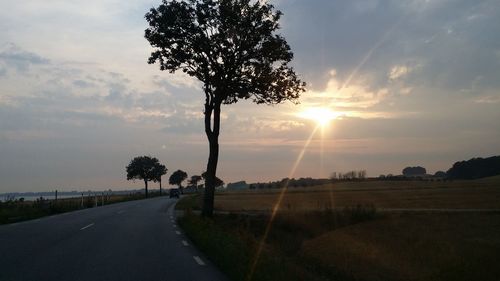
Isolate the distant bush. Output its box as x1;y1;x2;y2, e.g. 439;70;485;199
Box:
447;156;500;180
402;166;426;176
434;171;447;178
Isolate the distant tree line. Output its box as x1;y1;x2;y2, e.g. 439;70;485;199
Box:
249;178;331;189
446;156;500;180
125;155;224;197
330;170;367;180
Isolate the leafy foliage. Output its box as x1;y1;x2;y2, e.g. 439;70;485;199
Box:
169;169;188;187
145;0;305;215
145;0;306;106
188;175;203;187
447;156;500;179
126;156;162;196
126;156;161;182
202;171;224;187
152;163;168;183
402;166;427;176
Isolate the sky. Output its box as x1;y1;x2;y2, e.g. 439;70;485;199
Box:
0;0;499;193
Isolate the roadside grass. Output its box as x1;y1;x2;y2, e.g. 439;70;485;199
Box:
177;198;379;281
0;192;163;224
175;193;202;211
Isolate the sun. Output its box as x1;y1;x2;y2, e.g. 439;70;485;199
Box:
298;107;340;126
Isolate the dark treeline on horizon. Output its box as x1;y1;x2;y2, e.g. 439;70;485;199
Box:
447;156;500;180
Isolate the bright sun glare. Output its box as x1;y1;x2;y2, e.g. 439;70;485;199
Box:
298;107;339;126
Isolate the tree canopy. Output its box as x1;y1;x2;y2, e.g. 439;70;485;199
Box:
188;175;203;187
152;163;168;194
447;156;500;179
169;170;188;193
145;0;305;216
402;166;427;176
202;171;224;187
126;156;162;197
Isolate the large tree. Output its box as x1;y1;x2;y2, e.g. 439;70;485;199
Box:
145;0;306;216
169;169;188;194
153;163;168;194
126;156;161;197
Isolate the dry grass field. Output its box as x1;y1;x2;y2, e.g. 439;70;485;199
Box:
214;177;500;212
179;176;500;281
301;212;500;281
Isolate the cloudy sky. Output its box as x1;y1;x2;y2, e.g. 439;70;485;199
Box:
1;0;499;192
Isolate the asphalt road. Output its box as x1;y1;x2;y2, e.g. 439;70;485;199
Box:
0;197;229;281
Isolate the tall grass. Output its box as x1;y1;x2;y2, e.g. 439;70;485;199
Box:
177;201;379;281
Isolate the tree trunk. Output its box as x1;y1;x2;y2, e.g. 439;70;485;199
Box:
202;102;220;217
144;179;148;198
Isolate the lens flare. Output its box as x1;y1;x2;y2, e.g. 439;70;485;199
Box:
247;124;321;281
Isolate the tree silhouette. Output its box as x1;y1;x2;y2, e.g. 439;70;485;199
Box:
402;166;426;176
126;156;161;197
447;156;500;179
169;170;188;194
145;0;305;216
202;171;224;187
188;175;203;189
152;163;168;194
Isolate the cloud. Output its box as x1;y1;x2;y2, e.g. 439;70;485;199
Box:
0;43;50;74
0;1;500;191
389;65;412;80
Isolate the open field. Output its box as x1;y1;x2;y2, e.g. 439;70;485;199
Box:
178;176;500;281
301;212;500;281
214;177;500;211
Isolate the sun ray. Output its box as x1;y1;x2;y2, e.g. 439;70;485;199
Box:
246;124;321;281
327;19;401;108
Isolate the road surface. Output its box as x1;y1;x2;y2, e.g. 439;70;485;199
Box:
0;197;229;281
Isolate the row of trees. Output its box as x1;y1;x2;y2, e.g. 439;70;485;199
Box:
249;177;331;189
330;170;367;180
126;156;224;197
447;156;500;179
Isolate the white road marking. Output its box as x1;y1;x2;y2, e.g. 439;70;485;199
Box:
117;210;125;214
175;231;181;235
193;256;205;266
173;224;177;228
182;240;189;246
80;223;94;230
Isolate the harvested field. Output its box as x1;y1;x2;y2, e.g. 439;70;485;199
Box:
214;177;500;212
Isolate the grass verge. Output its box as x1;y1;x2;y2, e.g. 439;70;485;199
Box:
0;192;164;224
176;195;500;281
177;195;379;281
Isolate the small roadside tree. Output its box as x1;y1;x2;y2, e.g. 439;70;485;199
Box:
169;170;188;194
126;156;161;197
188;175;203;190
202;171;224;187
145;0;306;216
153;163;168;195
